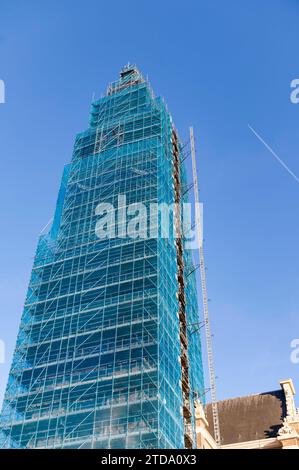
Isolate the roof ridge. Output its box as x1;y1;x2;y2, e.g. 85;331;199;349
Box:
206;389;283;405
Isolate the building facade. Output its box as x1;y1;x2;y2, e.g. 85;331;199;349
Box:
0;66;204;449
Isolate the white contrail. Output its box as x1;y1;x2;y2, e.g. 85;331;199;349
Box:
248;124;299;185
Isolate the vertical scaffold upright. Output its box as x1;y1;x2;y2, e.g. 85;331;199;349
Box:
0;65;204;449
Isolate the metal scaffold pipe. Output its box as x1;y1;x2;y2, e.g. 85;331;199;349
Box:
189;126;221;447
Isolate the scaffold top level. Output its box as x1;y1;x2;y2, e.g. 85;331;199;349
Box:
120;63;139;78
106;64;147;97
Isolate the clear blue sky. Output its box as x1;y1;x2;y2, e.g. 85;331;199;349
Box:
0;0;299;407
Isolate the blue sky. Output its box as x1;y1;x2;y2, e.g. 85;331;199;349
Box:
0;0;299;407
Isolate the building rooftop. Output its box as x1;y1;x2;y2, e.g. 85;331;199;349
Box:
206;389;287;445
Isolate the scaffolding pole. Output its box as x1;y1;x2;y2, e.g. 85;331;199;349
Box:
189;127;221;447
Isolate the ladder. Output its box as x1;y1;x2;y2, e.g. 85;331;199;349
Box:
189;126;221;447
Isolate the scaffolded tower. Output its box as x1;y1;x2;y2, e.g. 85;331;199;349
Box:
0;65;204;449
